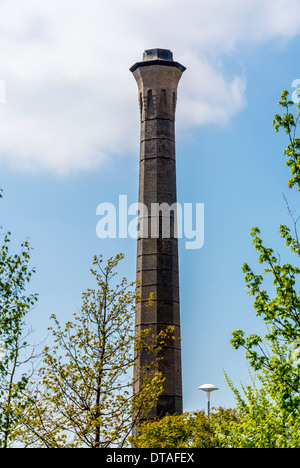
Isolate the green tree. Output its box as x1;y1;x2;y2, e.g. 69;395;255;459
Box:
224;372;300;448
19;254;171;448
130;408;238;448
229;90;300;446
273;89;300;190
0;189;38;448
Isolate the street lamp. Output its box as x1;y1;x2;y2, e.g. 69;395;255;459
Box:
198;383;219;418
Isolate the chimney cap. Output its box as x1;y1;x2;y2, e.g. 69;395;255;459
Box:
130;48;186;73
143;48;173;62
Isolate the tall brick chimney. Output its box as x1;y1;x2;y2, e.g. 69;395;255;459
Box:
130;49;186;419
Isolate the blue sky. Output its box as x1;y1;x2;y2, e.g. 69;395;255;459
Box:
1;0;300;413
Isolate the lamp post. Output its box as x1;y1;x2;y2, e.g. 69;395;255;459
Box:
198;383;219;418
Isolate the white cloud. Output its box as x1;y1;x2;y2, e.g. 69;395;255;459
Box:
0;0;299;175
